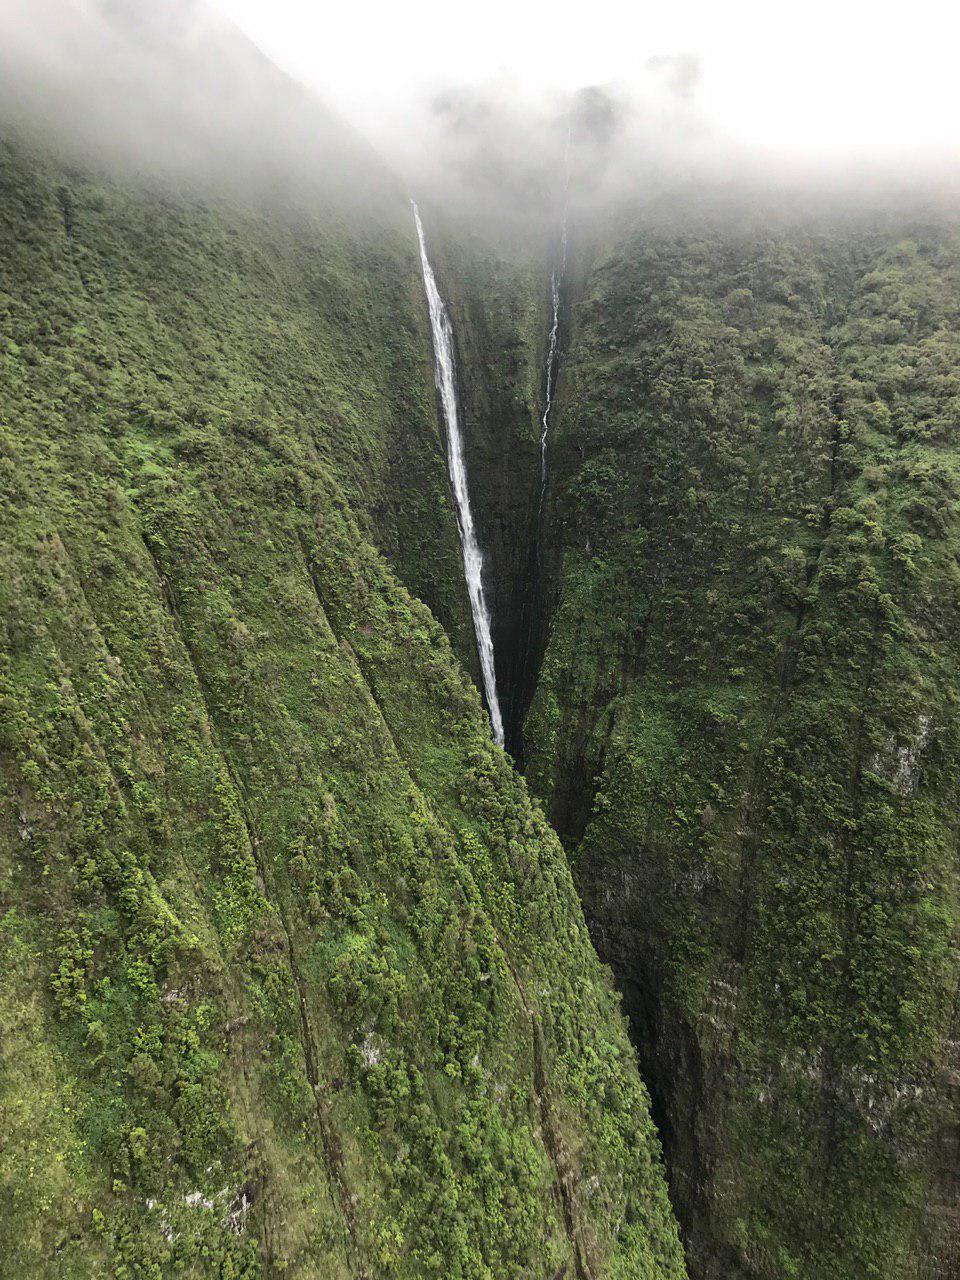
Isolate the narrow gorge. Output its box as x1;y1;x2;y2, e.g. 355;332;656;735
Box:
413;187;960;1280
3;6;960;1280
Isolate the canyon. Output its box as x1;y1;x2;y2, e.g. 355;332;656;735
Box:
2;8;960;1279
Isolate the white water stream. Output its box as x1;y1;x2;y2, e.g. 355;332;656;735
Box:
538;221;567;500
413;203;505;746
538;118;572;521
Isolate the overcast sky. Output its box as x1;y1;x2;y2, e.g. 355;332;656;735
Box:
209;0;960;159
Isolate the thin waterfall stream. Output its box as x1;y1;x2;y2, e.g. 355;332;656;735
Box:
507;196;570;760
537;219;567;529
538;118;571;532
413;202;505;746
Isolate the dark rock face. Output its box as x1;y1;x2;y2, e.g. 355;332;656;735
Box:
583;884;739;1280
429;228;553;754
456;358;541;752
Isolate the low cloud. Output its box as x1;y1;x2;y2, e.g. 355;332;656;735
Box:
0;0;386;205
1;0;958;234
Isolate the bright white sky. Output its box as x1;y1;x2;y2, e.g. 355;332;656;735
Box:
210;0;960;158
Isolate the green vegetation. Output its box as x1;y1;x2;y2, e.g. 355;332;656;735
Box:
7;61;960;1280
526;204;960;1279
0;135;684;1279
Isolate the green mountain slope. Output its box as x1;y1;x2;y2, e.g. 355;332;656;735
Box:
0;137;685;1279
524;203;960;1279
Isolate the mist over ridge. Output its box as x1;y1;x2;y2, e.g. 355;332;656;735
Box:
2;0;959;235
0;0;393;209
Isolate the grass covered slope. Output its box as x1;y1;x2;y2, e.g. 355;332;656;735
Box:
0;138;685;1279
526;208;960;1279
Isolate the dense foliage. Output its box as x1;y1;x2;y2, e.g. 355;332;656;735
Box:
8;51;960;1278
0;136;685;1279
526;202;960;1279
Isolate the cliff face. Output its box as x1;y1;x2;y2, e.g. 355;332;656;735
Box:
522;207;960;1279
8;27;960;1276
0;138;685;1279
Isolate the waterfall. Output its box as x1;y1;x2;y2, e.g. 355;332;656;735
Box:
538;117;572;524
538;220;567;508
412;203;505;747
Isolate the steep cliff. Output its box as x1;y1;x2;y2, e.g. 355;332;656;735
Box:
8;10;960;1275
524;201;960;1279
0;136;685;1279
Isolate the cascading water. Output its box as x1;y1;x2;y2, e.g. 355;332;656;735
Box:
537;219;567;519
536;110;573;545
412;202;505;746
510;173;571;757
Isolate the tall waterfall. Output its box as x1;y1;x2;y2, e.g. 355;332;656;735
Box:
413;203;505;746
538;117;572;522
538;220;567;506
